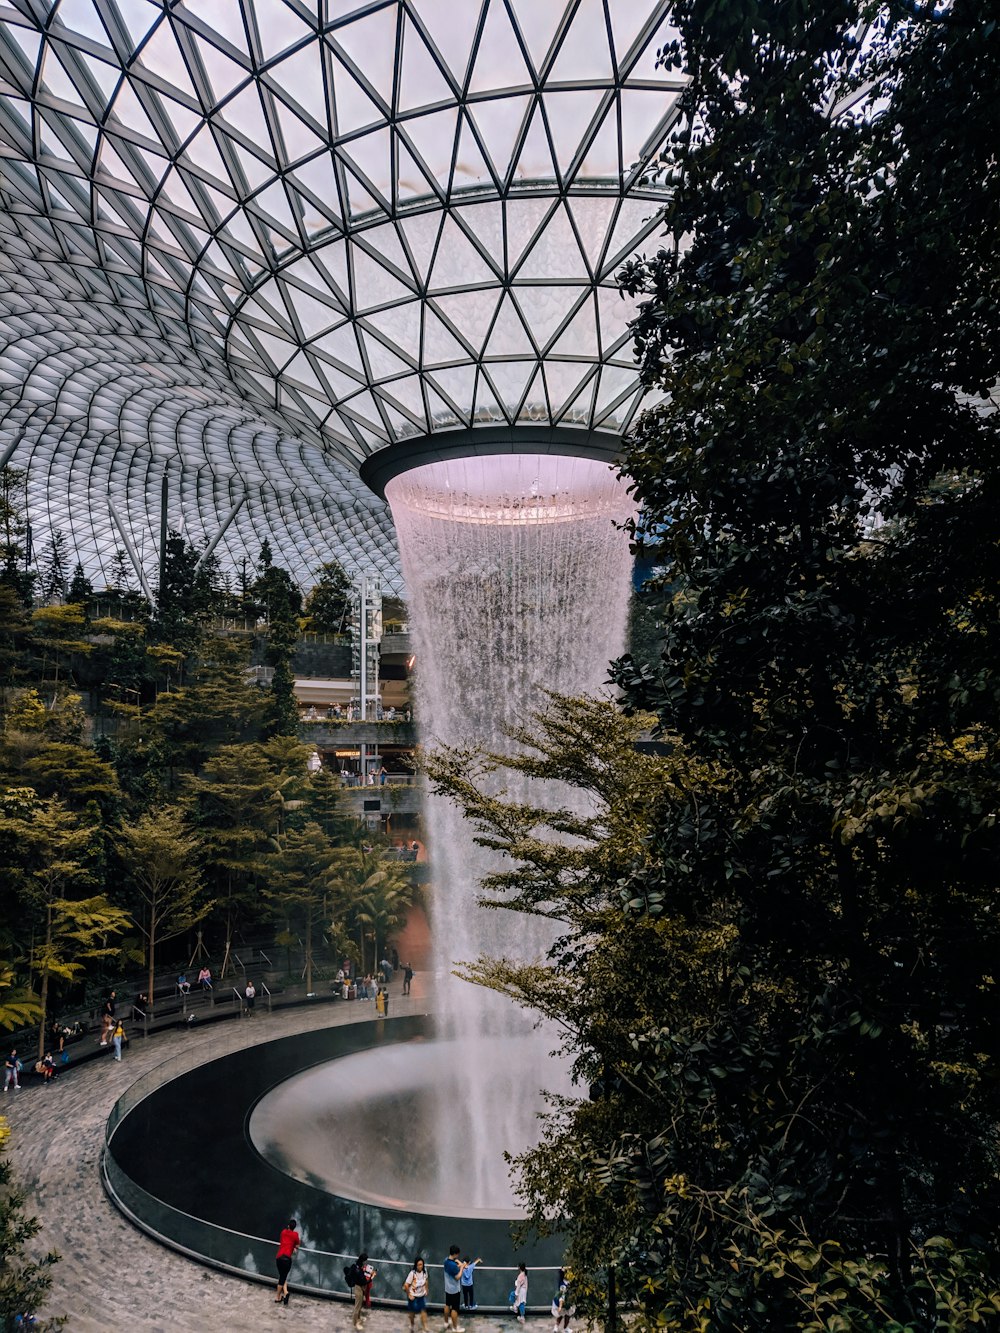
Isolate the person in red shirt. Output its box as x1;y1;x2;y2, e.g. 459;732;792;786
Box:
274;1218;301;1305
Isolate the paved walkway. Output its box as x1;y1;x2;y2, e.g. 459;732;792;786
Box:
4;981;520;1333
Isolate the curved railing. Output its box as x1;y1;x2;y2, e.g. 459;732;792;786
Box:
102;1044;560;1308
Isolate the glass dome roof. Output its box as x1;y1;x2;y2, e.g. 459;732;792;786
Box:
0;0;679;589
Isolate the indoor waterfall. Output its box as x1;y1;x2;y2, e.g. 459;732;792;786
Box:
385;453;636;1211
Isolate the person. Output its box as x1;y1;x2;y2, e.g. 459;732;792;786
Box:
274;1217;300;1305
197;966;212;991
403;1255;429;1332
442;1246;466;1332
513;1263;528;1324
40;1051;56;1084
245;981;256;1016
551;1269;574;1332
375;987;385;1017
351;1252;374;1330
403;963;414;995
4;1049;20;1091
99;991;116;1044
111;1019;126;1062
177;972;190;995
460;1255;482;1309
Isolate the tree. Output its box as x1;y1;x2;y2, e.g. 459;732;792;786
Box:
117;807;208;1008
577;0;1000;1324
66;562;93;609
252;545;303;738
38;531;68;604
303;560;352;635
0;468;34;608
266;822;338;994
0;1155;63;1330
30;604;92;687
153;532;220;658
334;846;414;973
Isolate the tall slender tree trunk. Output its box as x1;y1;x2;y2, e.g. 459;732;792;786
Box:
37;902;52;1060
147;902;158;1012
304;906;313;995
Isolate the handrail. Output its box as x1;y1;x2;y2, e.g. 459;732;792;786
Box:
261;983;272;1013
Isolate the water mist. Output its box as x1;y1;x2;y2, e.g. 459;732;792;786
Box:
385;453;635;1211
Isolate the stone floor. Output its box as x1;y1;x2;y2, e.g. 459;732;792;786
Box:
4;980;526;1333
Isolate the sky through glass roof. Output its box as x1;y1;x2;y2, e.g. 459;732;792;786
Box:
0;0;680;590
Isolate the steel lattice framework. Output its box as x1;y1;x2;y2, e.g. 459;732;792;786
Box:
0;0;680;590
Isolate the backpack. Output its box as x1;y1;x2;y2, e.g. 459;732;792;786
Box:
344;1264;358;1289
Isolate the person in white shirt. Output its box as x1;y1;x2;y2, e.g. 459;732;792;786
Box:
403;1256;430;1332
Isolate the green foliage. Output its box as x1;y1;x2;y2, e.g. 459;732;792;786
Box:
116;806;208;1005
0;1156;64;1331
153;531;220;656
303;560;351;635
266;821;340;994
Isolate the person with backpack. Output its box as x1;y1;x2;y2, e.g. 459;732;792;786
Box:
274;1218;300;1305
442;1246;466;1332
348;1252;375;1330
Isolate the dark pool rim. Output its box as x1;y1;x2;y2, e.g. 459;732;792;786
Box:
101;1012;563;1308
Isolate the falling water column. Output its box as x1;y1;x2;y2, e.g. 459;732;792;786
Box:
385;453;636;1211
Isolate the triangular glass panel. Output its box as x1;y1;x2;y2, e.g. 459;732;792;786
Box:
512;97;555;182
398;15;454;112
289;152;341;215
415;1;480;93
228;136;273;189
351;242;411;311
183;124;233;186
279;279;341;337
340;125;391;200
427;363;476;417
399;211;442;285
77;51;122;103
43;45;89;111
282;350;327;397
484;292;529;357
51;0;108;46
339;388;385;430
360;328;411;381
619;89;668;172
429;214;495;290
380;399;423;439
543;89;605;176
453;200;504;272
425;382;460;428
220;83;273;153
550;294;599;357
329;50;384;135
452;110;494;191
110;79;159;140
378;372;425;419
400;105;458;188
310;244;351;301
341;163;382;219
273;98;326;165
507;0;564;77
519;364;550;419
577;97;619;179
269;44;329;128
593;363;635;420
609;3;656;69
504;194;551;273
517;202;587;280
183;2;250;58
622;25;678;82
253;327;297;372
516;285;586;351
549;0;613;81
561;371;597;426
395;140;437;205
311;321;365;373
596;283;633;355
311;358;366;401
567;194;617;275
432;289;498;356
159;93;203;147
330;8;397;109
544;360;589;417
420;306;467;366
192;31;248;105
356;222;411;281
473;370;505;423
365;299;421;362
156;168;202;220
602;197;660;274
469;93;530;182
136;20;200;103
251;179;299;237
487;359;535;416
253;0;315;63
469;0;531;95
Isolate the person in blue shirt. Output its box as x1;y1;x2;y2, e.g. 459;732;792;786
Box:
460;1256;482;1310
442;1246;466;1332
